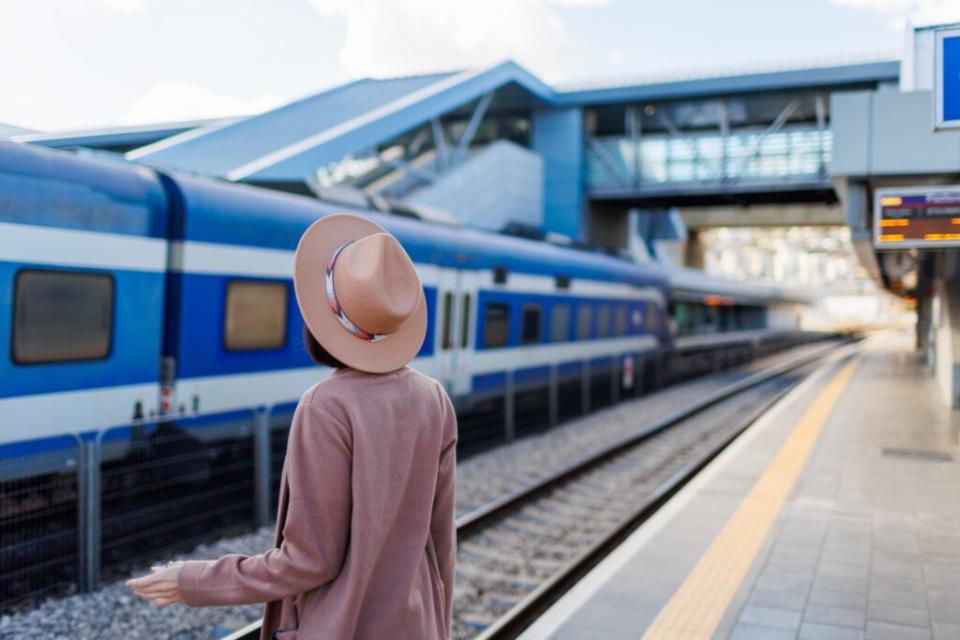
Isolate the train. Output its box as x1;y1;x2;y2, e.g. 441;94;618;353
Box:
0;139;811;473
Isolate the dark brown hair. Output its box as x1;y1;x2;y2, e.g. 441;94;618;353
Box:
303;325;348;369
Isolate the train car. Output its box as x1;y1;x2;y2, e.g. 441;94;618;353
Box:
0;140;672;473
164;173;672;451
0;142;169;479
662;264;811;380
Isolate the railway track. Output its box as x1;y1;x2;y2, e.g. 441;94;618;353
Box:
223;339;850;640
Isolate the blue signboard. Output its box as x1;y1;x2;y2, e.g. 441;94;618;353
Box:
935;27;960;129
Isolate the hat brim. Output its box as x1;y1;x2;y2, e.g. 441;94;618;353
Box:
293;214;428;374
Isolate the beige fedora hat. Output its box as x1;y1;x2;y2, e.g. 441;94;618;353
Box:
293;214;427;373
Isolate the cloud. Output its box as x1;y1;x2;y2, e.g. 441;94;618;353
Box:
308;0;606;82
92;0;146;13
830;0;960;28
125;81;283;125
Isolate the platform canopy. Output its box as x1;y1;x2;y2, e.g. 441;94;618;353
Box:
125;61;555;185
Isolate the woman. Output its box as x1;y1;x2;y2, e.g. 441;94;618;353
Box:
128;214;458;639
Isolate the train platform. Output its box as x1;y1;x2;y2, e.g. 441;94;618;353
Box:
519;331;960;640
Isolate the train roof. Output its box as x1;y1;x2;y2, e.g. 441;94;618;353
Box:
664;264;812;306
0;142;168;238
172;172;669;289
0;142;667;290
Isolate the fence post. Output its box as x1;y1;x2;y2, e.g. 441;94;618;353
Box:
78;438;101;592
254;407;272;529
548;365;559;428
581;359;591;415
504;371;515;441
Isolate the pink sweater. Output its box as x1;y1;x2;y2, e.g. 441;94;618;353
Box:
177;367;458;639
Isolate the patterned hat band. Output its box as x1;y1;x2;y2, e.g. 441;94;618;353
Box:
325;241;393;343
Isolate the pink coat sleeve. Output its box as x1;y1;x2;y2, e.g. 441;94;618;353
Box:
178;394;352;606
430;383;458;628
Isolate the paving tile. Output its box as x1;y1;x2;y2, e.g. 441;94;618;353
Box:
748;587;809;611
755;573;813;593
798;622;865;640
869;587;928;610
814;574;869;596
804;602;867;628
738;604;803;630
729;621;797;640
809;587;868;609
865;620;932;640
868;603;931;628
933;622;960;640
868;574;927;594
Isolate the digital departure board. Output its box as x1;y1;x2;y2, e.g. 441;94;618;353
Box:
874;186;960;249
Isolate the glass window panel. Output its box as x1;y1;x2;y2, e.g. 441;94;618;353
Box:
224;280;288;351
13;270;113;364
597;304;612;338
550;303;571;342
576;304;592;340
614;304;628;336
441;291;453;350
460;294;471;349
521;305;541;345
483;303;510;348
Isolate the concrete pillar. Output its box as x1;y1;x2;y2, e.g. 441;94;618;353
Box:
929;252;960;409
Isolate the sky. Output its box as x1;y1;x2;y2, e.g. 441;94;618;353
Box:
1;0;958;133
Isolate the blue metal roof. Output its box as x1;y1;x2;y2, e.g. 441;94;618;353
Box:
127;72;458;177
12;118;236;150
127;61;555;182
556;60;899;106
81;58;896;187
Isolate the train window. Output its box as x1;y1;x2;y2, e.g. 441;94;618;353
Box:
615;304;628;336
550;303;571;342
224;280;288;351
441;292;454;350
597;304;612;338
576;304;592;340
13;269;113;364
646;303;659;332
460;294;471;349
483;303;510;348
521;305;542;345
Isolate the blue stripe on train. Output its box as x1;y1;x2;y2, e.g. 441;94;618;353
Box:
173;273;437;379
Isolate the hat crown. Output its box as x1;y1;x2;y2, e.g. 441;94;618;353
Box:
333;233;422;335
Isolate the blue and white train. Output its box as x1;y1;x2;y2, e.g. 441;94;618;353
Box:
0;141;806;480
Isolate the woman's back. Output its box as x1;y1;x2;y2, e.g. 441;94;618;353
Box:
300;366;457;638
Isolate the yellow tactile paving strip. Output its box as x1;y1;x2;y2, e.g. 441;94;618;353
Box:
639;356;861;640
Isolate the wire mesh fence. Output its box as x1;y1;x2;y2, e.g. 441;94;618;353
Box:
98;415;258;579
0;437;81;610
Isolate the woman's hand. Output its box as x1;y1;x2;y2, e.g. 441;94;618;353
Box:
126;561;185;607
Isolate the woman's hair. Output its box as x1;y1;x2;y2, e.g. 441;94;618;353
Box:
303;325;347;369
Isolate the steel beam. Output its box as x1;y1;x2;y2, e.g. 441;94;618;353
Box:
452;92;493;166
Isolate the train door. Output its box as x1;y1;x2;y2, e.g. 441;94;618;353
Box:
450;269;479;398
433;267;476;398
434;267;461;394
